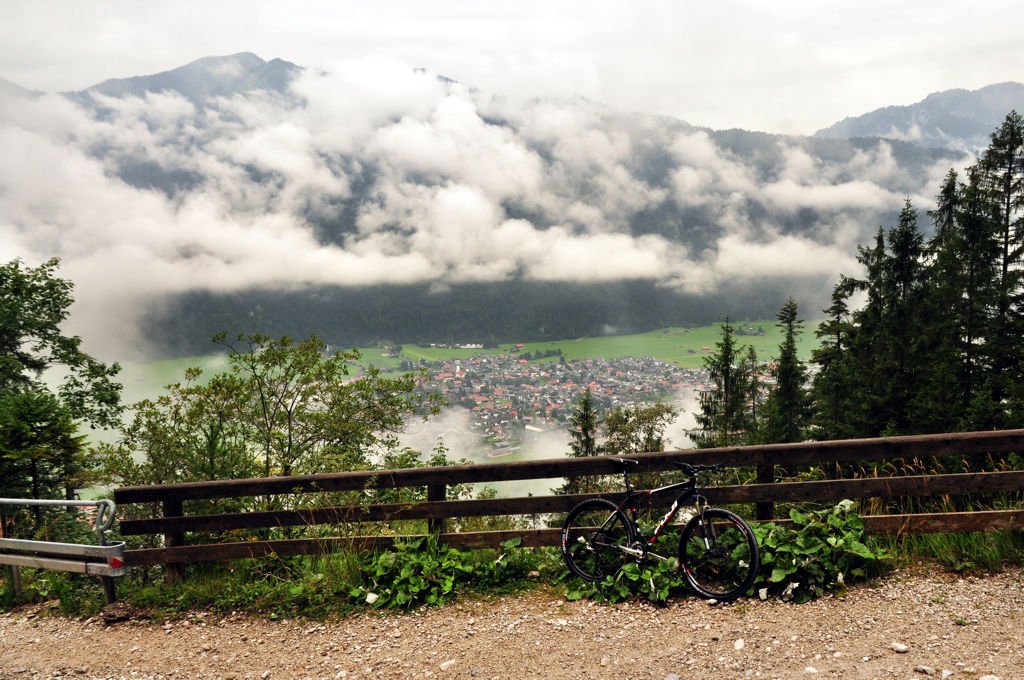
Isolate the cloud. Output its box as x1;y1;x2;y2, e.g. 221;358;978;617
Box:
0;57;957;358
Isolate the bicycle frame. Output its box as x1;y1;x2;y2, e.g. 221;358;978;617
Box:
606;468;709;560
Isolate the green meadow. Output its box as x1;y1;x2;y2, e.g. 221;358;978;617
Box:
399;320;822;369
125;320;823;403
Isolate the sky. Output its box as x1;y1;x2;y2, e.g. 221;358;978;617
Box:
0;0;1010;361
1;0;1022;135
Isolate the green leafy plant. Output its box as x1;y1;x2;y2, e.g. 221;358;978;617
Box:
349;537;476;609
752;499;890;603
562;533;685;605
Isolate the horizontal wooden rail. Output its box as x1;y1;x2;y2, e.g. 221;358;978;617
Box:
118;470;1024;536
114;430;1024;504
123;509;1024;567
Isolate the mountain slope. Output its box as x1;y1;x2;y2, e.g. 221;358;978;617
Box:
0;54;990;357
814;82;1024;151
70;52;301;104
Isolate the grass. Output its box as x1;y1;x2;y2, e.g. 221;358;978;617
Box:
394;320;823;369
873;530;1024;573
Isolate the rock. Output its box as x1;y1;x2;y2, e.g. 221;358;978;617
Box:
600;656;610;667
914;666;934;676
890;642;909;653
440;660;457;671
734;639;745;650
804;668;818;674
978;676;1000;680
941;672;953;680
364;592;379;605
665;674;681;680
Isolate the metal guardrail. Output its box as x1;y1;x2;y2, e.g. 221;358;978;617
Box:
0;498;126;604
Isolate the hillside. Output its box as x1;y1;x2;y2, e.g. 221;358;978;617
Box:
0;54;994;356
814;82;1024;151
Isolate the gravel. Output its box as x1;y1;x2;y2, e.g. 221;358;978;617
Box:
1;565;1022;679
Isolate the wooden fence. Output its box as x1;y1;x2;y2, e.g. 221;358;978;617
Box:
113;430;1024;573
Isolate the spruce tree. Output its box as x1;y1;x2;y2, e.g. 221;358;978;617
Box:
810;279;856;440
690;319;754;448
882;200;926;433
557;388;600;494
762;298;808;443
979;111;1024;422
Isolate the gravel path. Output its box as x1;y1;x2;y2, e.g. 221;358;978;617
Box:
1;566;1022;679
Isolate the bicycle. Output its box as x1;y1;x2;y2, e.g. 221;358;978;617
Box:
560;458;760;602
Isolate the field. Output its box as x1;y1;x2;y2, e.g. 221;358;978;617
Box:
399;320;822;369
122;320;823;404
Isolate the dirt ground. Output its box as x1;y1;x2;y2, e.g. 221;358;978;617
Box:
1;565;1022;680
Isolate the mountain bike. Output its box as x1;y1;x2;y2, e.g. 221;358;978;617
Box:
560;458;759;602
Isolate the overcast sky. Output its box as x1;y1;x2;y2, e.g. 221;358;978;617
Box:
1;0;1021;135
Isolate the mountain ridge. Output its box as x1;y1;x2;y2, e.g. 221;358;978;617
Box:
814;81;1024;151
0;53;1011;357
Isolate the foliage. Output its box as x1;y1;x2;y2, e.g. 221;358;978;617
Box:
0;257;121;536
563;502;889;606
602;402;678;455
752;500;890;603
99;333;444;492
878;530;1024;573
348;536;543;609
563;533;685;605
760;298;809;444
810;112;1024;439
690;319;759;448
0;258;122;427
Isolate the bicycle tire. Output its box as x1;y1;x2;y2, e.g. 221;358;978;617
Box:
678;507;759;602
561;498;635;582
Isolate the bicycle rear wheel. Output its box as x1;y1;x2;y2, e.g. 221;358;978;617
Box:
561;498;635;582
678;508;759;602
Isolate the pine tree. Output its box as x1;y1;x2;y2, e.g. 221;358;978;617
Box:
762;298;808;443
914;171;967;432
979;111;1024;422
883;200;926;433
557;388;601;495
810;279;856;440
690;319;755;448
568;388;598;459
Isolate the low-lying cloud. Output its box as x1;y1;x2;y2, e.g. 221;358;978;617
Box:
0;56;965;359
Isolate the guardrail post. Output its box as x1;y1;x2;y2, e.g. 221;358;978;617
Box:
9;565;21;599
162;499;185;583
756;463;775;521
427;484;446;536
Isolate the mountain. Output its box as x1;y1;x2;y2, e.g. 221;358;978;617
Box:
69;52;301;105
0;76;42;99
0;54;997;358
814;82;1024;151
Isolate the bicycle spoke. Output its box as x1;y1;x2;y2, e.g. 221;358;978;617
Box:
679;508;759;601
561;499;634;582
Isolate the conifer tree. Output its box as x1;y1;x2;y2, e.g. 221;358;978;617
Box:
762;298;808;443
810;279;856;440
690;319;755;448
979;111;1024;422
556;388;601;495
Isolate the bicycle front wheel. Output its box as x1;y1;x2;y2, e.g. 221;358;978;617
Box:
679;508;759;602
561;498;635;582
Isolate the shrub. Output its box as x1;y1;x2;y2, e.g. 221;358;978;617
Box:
752;499;891;603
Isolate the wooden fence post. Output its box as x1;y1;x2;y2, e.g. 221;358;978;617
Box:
756;463;775;521
427;484;447;536
162;499;185;583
